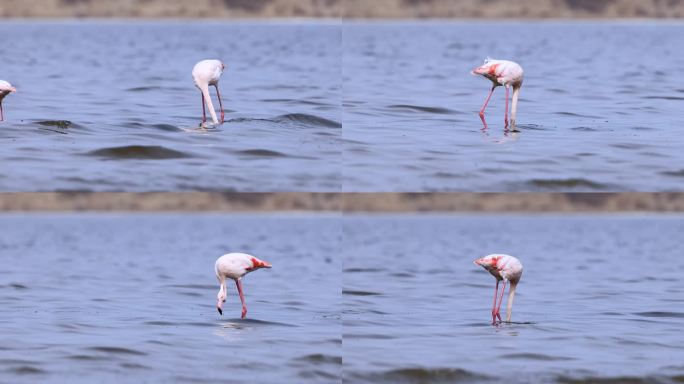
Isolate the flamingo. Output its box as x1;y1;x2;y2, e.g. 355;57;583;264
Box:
192;59;226;127
0;80;17;122
215;253;272;318
473;254;523;325
471;59;523;129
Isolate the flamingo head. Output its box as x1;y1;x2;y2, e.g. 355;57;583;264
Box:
473;255;501;272
217;290;226;315
248;257;272;271
471;58;496;76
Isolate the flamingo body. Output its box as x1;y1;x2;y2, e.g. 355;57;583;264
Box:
473;254;523;324
215;253;271;318
471;59;523;129
192;59;225;126
0;80;17;122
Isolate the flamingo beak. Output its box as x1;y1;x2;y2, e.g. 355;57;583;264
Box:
263;261;272;268
217;300;223;315
10;87;16;93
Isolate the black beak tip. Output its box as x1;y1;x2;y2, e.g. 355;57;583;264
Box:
217;307;222;315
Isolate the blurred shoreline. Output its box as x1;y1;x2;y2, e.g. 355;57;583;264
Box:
0;0;682;19
3;193;684;212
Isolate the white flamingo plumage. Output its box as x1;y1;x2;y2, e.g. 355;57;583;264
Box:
471;59;524;129
192;59;225;127
215;253;271;319
0;80;17;122
473;254;523;324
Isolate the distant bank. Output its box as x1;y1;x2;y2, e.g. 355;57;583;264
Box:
2;193;684;212
1;0;682;19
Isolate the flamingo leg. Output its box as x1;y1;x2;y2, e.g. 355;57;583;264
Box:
504;86;510;129
235;279;247;319
479;86;496;123
214;85;225;124
0;102;4;122
491;280;500;324
201;93;207;125
495;280;507;323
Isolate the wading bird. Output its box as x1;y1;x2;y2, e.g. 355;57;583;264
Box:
215;253;272;318
192;59;225;127
0;80;17;122
473;254;523;324
471;59;523;129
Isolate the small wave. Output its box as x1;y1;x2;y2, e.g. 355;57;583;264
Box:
500;353;572;361
260;98;329;107
151;123;183;132
343;268;383;273
88;346;147;356
144;321;175;326
9;366;45;375
634;311;684;318
643;95;684;100
554;111;598;118
166;284;214;289
571;126;599;132
236;149;289;158
1;283;28;290
661;170;684;177
343;290;381;296
274;113;341;128
294;354;342;365
66;354;108;361
86;145;191;160
350;368;489;384
611;143;649;150
433;172;462;179
222;318;296;327
126;86;163;92
386;104;456;114
528;178;606;190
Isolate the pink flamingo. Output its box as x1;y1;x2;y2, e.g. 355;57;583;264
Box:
0;80;17;122
215;253;272;318
473;254;523;324
471;59;523;129
192;59;226;127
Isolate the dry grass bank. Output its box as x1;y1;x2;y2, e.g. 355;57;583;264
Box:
1;193;684;212
1;0;683;18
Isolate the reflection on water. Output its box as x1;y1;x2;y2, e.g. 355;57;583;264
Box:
0;213;341;382
343;214;684;383
344;22;684;191
0;21;341;191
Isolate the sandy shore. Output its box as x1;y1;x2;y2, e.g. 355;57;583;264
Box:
1;193;684;212
1;0;682;18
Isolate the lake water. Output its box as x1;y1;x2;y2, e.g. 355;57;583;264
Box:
343;22;684;191
0;213;341;383
0;21;341;191
343;214;684;383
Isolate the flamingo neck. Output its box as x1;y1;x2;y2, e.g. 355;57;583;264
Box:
217;275;226;299
200;84;218;124
506;281;518;322
510;86;520;127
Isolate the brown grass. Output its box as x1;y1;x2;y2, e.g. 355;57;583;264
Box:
1;0;683;18
1;193;684;212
